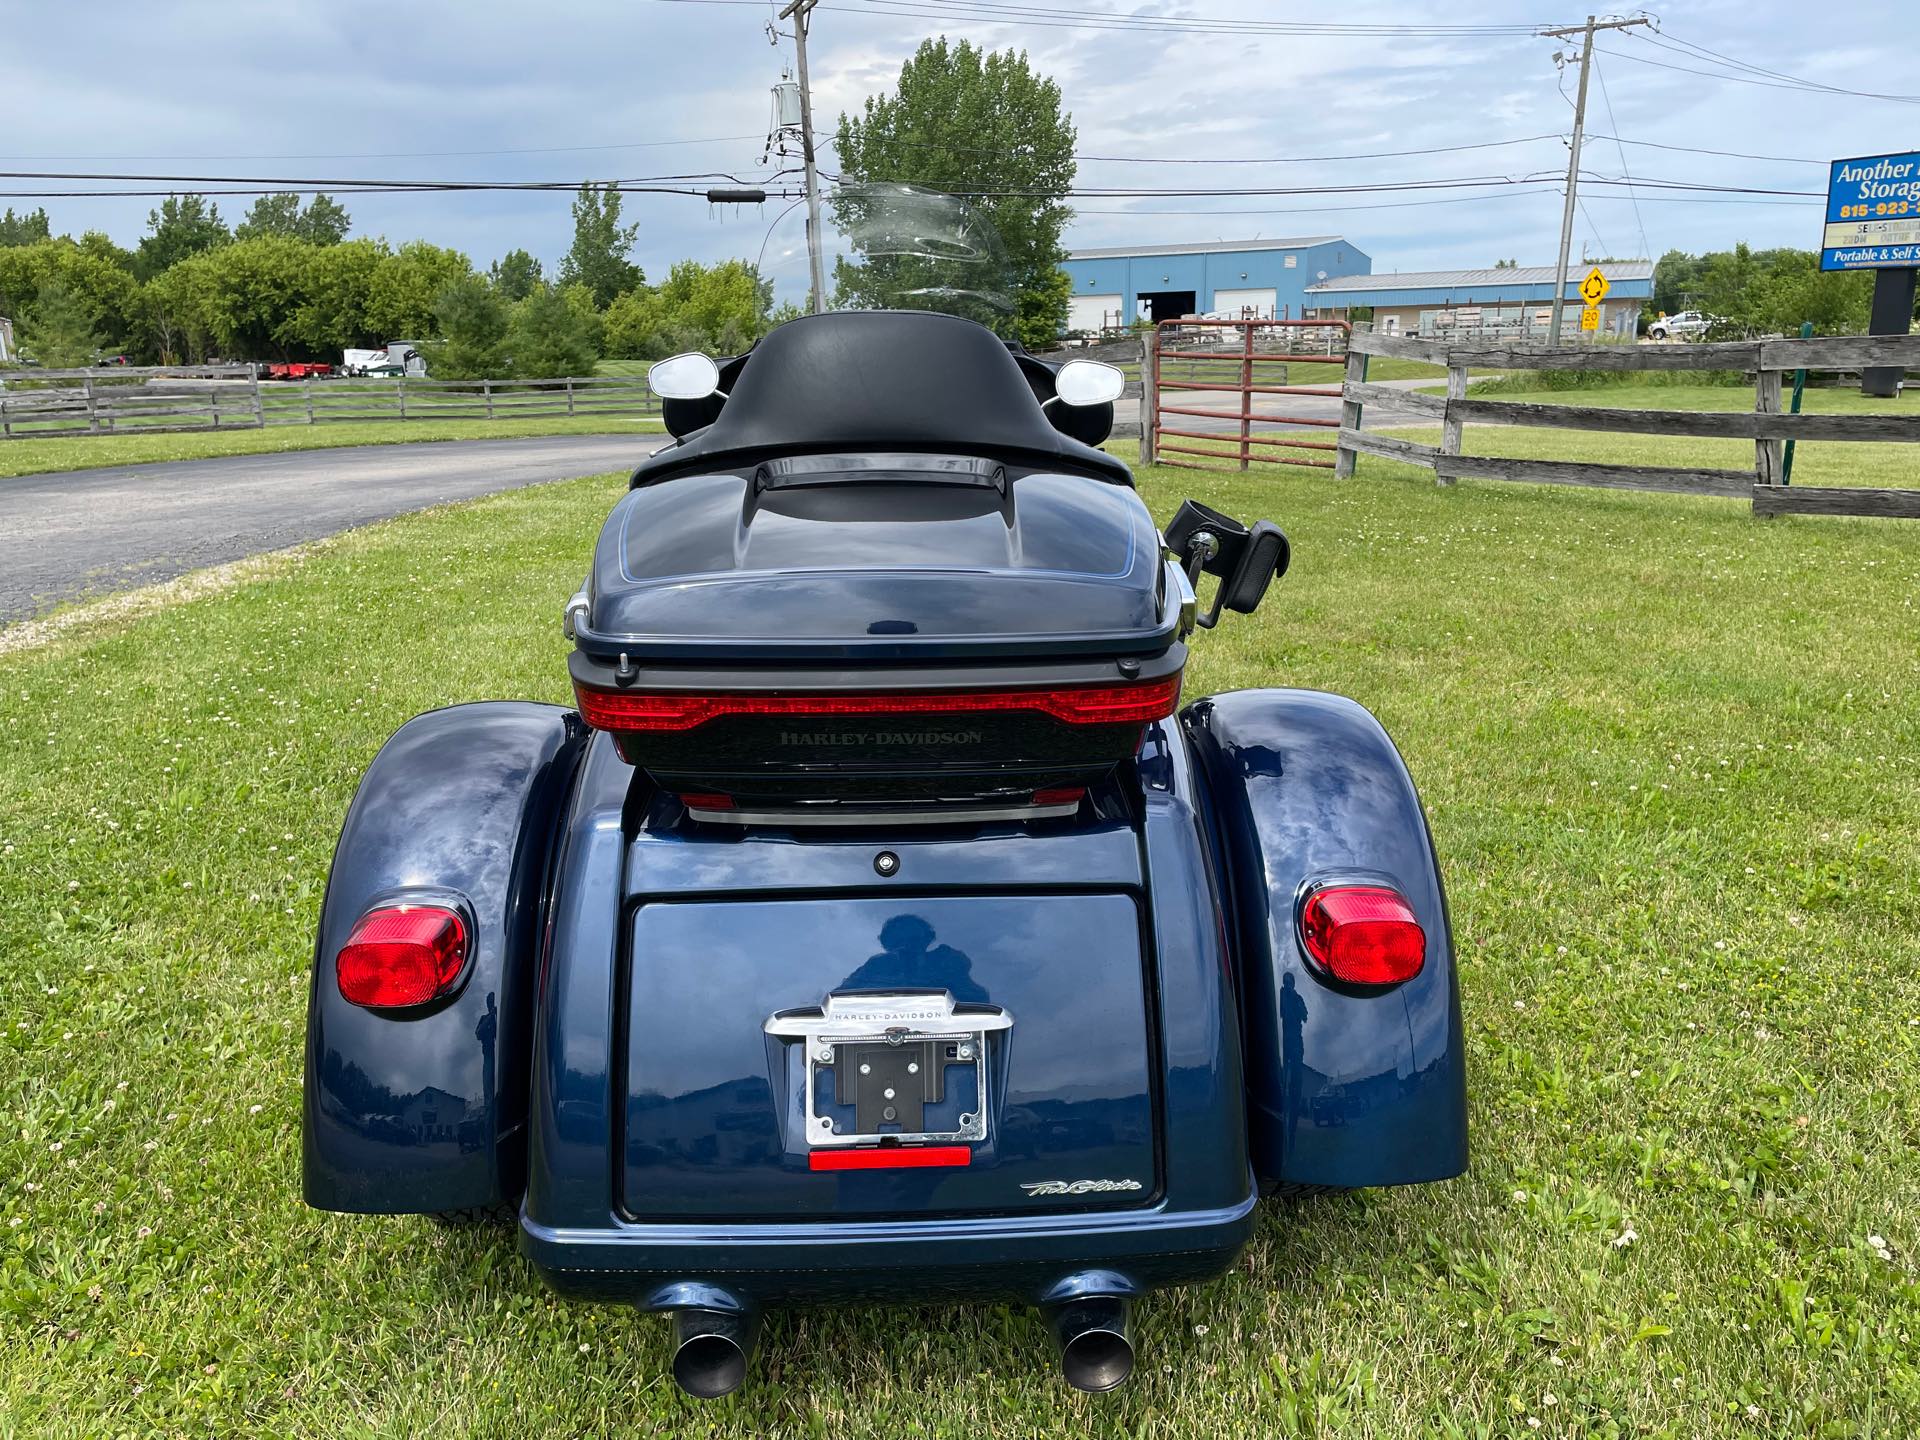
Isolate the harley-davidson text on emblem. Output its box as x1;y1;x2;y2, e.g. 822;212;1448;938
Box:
776;730;985;747
1019;1179;1144;1196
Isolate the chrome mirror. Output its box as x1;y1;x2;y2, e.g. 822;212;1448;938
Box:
647;352;722;400
1053;358;1126;407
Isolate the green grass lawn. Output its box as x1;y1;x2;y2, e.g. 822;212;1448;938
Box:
0;416;664;482
2;460;1917;1437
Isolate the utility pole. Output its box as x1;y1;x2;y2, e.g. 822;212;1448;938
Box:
779;0;830;315
1540;14;1650;344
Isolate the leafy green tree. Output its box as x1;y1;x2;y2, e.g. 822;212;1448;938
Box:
489;248;544;301
363;241;474;345
602;260;773;359
236;192;352;245
0;207;51;247
426;276;513;379
290;239;386;355
23;276;103;366
0;238;141;354
1014;267;1073;351
834;38;1077;347
507;282;603;376
558;183;641;307
135;194;230;280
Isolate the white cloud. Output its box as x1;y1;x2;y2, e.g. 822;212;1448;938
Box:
0;0;1898;274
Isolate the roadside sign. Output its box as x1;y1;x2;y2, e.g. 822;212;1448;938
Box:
1821;150;1920;270
1579;305;1600;332
1579;267;1609;304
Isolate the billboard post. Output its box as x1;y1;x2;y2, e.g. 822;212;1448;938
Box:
1820;151;1920;398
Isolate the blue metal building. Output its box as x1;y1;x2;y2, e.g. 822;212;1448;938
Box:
1302;261;1655;339
1061;236;1371;333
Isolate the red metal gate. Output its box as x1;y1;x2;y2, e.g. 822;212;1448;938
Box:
1150;318;1350;471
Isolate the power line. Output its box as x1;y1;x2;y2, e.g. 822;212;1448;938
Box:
871;0;1551;34
0;135;769;164
1586;134;1827;166
1599;38;1920;104
1070;133;1564;165
1639;29;1920;104
1592;58;1650;263
648;0;1562;38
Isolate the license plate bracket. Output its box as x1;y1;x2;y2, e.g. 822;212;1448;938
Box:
765;992;1011;1149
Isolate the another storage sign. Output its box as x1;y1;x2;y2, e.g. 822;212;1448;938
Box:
1821;150;1920;271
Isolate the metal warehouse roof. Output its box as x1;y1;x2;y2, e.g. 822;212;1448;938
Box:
1305;261;1653;293
1068;236;1343;260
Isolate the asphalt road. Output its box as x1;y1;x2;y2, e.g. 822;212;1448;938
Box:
0;433;666;624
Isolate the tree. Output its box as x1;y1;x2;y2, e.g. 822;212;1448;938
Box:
0;207;51;247
1493;258;1518;269
507;283;603;377
236;192;352;245
135;194;230;280
25;276;103;367
363;241;474;345
0;238;141;354
834;38;1077;348
558;183;640;307
489;248;544;301
426;276;513;379
602;260;775;360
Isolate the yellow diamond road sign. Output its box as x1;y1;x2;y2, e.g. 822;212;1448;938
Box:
1580;267;1610;304
1580;305;1601;332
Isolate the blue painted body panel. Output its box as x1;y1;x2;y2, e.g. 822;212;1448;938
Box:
306;696;1462;1303
302;702;585;1214
1184;690;1468;1189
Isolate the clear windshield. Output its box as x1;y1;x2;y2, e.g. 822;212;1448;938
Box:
762;183;1015;331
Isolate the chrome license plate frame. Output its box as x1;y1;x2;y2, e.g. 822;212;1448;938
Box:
764;992;1011;1149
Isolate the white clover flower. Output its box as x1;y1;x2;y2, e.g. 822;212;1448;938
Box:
1611;1227;1638;1249
249;1104;263;1115
1513;1189;1529;1203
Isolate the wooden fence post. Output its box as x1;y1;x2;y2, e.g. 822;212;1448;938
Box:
398;379;407;421
1438;362;1467;485
250;371;265;430
1334;341;1368;478
84;377;100;434
1754;366;1784;489
483;378;495;420
567;377;577;417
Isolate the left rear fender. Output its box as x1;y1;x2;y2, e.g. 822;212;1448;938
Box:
303;702;587;1214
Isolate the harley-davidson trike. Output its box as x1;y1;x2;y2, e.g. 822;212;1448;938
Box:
303;186;1464;1396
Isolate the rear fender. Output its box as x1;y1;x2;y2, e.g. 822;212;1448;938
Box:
1185;689;1466;1189
303;702;587;1214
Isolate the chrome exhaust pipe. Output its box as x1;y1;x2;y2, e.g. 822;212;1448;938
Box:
1042;1295;1135;1392
669;1307;759;1399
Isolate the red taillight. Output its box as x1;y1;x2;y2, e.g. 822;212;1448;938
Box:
1299;885;1425;987
809;1146;972;1172
336;905;469;1009
571;673;1183;734
1031;785;1087;807
677;792;736;811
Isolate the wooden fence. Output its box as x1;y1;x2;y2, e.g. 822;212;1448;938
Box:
1335;331;1920;520
0;366;660;439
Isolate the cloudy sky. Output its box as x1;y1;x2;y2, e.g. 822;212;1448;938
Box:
0;0;1905;282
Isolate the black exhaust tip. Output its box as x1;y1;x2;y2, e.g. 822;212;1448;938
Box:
670;1308;759;1399
1044;1295;1135;1392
